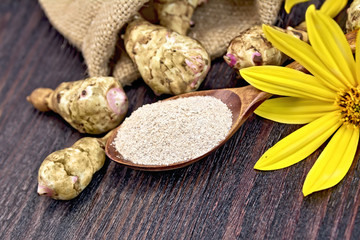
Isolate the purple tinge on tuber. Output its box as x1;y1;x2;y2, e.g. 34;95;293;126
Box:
185;55;208;75
37;184;54;197
71;176;78;184
252;52;263;66
106;87;128;115
225;53;237;68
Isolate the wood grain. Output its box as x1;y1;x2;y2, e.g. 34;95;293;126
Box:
0;0;359;239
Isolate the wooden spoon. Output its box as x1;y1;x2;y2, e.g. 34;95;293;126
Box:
105;85;271;171
106;29;358;171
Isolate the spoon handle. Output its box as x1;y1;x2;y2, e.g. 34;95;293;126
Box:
230;86;271;124
98;129;116;146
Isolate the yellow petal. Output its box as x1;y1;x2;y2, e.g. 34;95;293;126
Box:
263;24;346;91
240;66;336;102
284;0;310;13
303;125;359;196
356;30;360;86
306;5;356;87
255;97;338;124
320;0;347;18
254;111;342;170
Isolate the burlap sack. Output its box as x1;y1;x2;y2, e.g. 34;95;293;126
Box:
39;0;283;86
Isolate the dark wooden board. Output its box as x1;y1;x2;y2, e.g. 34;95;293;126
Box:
0;0;359;239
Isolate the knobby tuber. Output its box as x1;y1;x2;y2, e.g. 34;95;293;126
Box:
154;0;205;35
27;77;128;134
224;25;308;71
37;135;109;200
347;0;360;32
124;18;210;95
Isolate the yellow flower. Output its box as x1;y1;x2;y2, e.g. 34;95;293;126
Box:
240;5;360;196
284;0;347;18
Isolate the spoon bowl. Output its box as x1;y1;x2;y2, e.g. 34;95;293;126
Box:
105;85;270;171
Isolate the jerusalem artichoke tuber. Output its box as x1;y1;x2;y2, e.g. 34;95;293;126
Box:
154;0;203;35
27;77;128;134
37;136;108;200
224;25;308;71
124;18;210;95
347;0;360;32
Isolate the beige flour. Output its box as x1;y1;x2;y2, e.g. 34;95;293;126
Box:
113;96;232;165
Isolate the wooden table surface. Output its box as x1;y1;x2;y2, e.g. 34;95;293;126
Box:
1;0;359;239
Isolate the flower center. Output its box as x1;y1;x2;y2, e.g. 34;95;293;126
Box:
336;87;360;127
